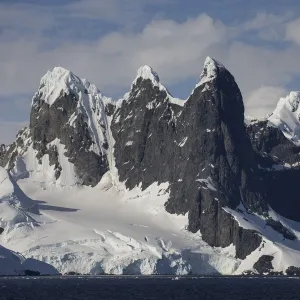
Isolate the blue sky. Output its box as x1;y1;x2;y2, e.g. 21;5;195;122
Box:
1;0;300;143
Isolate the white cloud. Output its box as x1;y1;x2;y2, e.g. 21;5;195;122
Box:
242;12;291;31
0;14;228;97
224;42;300;97
286;18;300;45
245;86;287;118
66;0;163;23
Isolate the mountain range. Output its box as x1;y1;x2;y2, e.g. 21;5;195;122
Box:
1;57;300;275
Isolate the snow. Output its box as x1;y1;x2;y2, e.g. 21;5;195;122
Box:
268;91;300;146
10;141;78;187
134;65;160;86
244;116;267;125
0;172;242;275
37;67;76;106
0;167;14;197
196;178;217;191
178;137;188;147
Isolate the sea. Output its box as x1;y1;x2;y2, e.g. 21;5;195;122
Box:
0;276;299;300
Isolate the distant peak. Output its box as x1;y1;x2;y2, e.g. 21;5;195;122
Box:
134;65;160;84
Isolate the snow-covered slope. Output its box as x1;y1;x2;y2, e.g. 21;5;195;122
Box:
0;167;59;275
269;91;300;145
0;171;299;275
0;175;238;275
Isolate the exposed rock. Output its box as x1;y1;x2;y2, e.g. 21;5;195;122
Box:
246;119;300;167
286;266;300;276
246;120;300;222
253;255;274;274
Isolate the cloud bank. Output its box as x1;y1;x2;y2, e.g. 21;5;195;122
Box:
0;1;300;143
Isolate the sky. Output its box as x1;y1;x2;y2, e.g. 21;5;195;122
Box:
1;0;300;144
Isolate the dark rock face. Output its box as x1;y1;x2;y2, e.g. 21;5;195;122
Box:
253;255;274;274
286;266;300;276
111;77;182;190
246;120;300;167
29;91;109;186
247;120;300;222
263;169;300;221
111;60;265;259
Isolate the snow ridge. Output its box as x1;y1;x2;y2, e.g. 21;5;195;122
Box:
134;65;160;85
131;65;185;107
268;91;300;146
36;67;81;107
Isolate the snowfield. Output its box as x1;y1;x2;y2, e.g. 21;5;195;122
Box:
2;164;300;275
0;167;240;275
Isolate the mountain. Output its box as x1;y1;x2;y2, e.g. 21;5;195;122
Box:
1;57;300;275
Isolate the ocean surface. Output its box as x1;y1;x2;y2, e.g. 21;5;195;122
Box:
0;276;299;300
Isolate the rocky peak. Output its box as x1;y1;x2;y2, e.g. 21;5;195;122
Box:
127;64;174;104
33;66;103;109
193;56;226;90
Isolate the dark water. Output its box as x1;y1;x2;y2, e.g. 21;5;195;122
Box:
0;276;300;300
